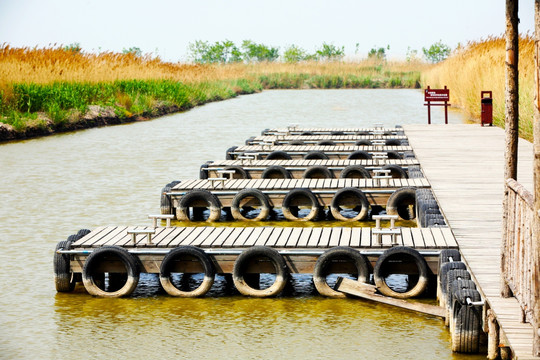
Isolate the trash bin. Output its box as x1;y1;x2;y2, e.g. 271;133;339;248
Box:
481;91;493;126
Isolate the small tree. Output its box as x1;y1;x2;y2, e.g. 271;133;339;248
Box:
315;42;344;61
422;41;451;63
122;47;142;57
241;40;279;62
406;46;419;62
283;44;308;63
188;40;242;64
368;45;389;60
63;43;81;53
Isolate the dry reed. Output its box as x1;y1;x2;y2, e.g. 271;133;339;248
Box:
421;36;535;140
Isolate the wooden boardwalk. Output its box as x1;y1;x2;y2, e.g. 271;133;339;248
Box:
404;124;537;359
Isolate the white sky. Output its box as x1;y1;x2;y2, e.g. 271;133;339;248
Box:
0;0;535;62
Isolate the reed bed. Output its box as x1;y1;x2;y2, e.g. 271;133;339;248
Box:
0;44;423;139
421;36;535;140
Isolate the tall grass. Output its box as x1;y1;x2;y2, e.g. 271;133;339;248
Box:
0;44;425;137
421;36;535;140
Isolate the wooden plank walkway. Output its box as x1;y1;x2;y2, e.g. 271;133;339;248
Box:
404;124;537;360
262;127;403;135
204;158;420;168
71;225;457;250
232;145;412;153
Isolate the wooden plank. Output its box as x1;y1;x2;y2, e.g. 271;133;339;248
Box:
440;227;458;248
91;226;127;247
199;227;226;247
228;227;254;247
400;227;413;248
339;227;352;247
296;227;313;247
307;227;323;247
421;228;437;248
158;227;193;247
190;227;220;247
209;227;237;247
242;227;265;246
360;227;372;247
265;227;284;247
275;227;294;247
74;226;110;247
286;227;304;247
408;228;423;248
180;227;210;246
349;228;361;247
317;227;333;247
335;278;446;318
328;227;342;247
251;227;275;246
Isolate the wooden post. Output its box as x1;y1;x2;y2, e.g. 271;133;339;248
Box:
533;0;540;355
501;0;520;298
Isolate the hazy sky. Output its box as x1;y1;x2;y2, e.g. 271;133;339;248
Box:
0;0;535;62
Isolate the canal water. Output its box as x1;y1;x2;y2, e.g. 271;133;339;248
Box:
0;89;483;359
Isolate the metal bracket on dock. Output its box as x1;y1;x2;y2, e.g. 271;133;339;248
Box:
208;177;227;188
237;153;259;164
127;229;156;246
372;214;400;246
216;169;237;179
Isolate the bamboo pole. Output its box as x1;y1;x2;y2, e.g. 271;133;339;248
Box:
502;0;520;298
533;0;540;355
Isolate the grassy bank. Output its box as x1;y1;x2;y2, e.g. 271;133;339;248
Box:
421;36;535;140
0;45;424;141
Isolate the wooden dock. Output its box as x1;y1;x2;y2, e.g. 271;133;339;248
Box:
404;124;537;359
201;159;420;179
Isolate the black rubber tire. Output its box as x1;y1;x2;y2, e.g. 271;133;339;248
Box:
451;288;483;353
347;150;372;160
339;165;371;179
261;128;269;135
159;246;215;297
386;187;417;220
331;131;345;135
225;146;238;160
439;249;462;266
231;188;271;221
355;140;372;146
318;140;335;146
385;139;402;146
224;166;249;179
445;269;472;324
160;180;181;215
177;189;222;222
304;151;329;160
232;246;289;297
54;240;76;292
330;187;370;221
261;165;290;179
313;247;370;298
373;246;429;299
82;246;140;297
303;165;333;179
200;163;209;179
356;131;370;135
290;140;304;146
381;164;408;179
76;229;91;239
301;131;314;136
245;136;255;145
282;188;320;221
438;261;467;305
387;151;402;159
266;150;292;160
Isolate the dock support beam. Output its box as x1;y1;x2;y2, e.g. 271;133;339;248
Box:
501;0;520;298
533;0;540;356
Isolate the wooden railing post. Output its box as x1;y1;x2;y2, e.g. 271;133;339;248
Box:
502;0;520;298
533;0;540;355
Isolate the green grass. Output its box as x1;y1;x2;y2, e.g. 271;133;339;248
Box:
0;69;420;138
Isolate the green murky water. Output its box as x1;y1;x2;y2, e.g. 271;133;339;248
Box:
0;89;483;359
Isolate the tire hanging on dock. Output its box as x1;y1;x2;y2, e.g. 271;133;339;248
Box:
330;187;370;221
225;146;238;160
355;140;372;146
231;188;271;221
347;150;372;160
373;246;429;299
381;164;408;179
302;165;333;179
224;166;249;179
177;189;222;222
82;246;140;298
451;288;484;353
261;165;290;179
281;188;320;221
339;165;371;179
313;247;370;298
386;187;417;220
317;140;335;146
266;151;292;160
54;240;76;292
304;151;329;160
232;246;289;297
161;181;181;215
159;246;215;297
